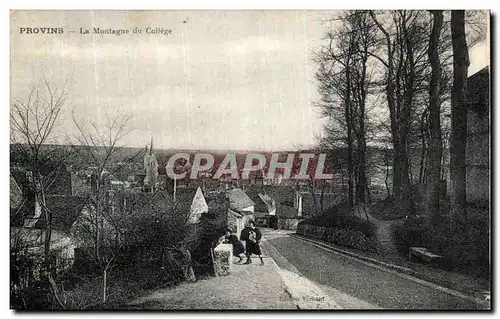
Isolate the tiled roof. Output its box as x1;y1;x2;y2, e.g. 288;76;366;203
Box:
246;185;298;206
117;188;203;224
33;196;88;233
10;167;32;195
226;188;255;211
10;165;72;196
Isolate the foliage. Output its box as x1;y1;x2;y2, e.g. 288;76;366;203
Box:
12;264;182;310
190;198;228;274
297;224;378;253
370;196;408;220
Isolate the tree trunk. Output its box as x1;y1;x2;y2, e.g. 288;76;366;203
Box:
354;155;361;205
308;180;320;215
419;108;429;183
399;13;415;215
355;46;369;205
392;145;402;200
428;10;444;223
39;174;52;277
346;80;355;209
356;143;368;204
385;149;391;198
450;10;470;230
180;247;196;282
320;181;325;213
103;268;107;303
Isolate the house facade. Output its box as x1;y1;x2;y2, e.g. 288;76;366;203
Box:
11;193;86;289
226;188;255;238
245;185;303;230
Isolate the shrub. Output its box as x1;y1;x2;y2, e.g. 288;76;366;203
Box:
371;196;408;220
190;207;227;275
299;205;377;238
391;220;427;256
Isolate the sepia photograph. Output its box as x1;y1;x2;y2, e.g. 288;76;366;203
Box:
9;9;491;311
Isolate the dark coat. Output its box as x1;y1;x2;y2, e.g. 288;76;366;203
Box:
240;227;250;242
241;227;262;256
225;234;245;255
240;227;262;243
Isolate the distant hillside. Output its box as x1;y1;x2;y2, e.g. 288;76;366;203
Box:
10;143;389;179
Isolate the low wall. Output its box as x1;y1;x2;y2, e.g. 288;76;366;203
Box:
213;243;232;276
296;224;378;253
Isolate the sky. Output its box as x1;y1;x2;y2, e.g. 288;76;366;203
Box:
10;10;490;151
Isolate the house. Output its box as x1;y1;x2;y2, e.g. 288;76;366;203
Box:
465;67;490;206
245;186;276;227
11;194;87;288
225;188;255;237
227;188;255;213
245;185;303;230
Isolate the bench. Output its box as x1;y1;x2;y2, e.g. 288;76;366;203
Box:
409;247;443;263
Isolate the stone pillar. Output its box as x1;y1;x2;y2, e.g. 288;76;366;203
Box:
213;243;233;276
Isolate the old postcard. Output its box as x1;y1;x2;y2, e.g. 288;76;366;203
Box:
10;10;491;310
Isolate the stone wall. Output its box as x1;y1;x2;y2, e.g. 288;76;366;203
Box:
213;243;232;276
466;109;489;205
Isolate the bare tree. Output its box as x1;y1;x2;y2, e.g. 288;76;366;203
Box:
70;110;132;302
315;11;376;208
368;10;443;215
427;10;444;222
10;70;69;277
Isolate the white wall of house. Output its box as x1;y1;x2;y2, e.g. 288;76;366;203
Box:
228;209;245;239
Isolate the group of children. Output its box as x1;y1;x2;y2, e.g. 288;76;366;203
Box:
219;220;265;266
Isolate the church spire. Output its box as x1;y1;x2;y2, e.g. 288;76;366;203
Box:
150;137;154;155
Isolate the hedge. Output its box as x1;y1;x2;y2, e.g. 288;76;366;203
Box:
297;206;378;253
